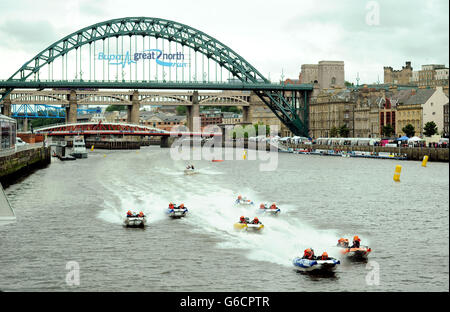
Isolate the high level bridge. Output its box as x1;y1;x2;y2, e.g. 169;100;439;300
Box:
0;17;313;136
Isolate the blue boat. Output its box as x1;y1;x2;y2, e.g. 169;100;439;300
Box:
166;207;188;218
292;257;340;272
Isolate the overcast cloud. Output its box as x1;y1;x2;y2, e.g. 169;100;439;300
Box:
0;0;448;84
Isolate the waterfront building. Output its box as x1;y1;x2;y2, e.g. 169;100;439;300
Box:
312;85;421;139
396;89;434;137
140;112;186;131
221;112;242;125
0;114;16;150
200;109;222;127
421;87;449;135
353;86;388;138
308;88;355;138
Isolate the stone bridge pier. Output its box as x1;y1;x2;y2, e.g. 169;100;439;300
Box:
128;90;140;124
65;90;78;124
186;91;200;131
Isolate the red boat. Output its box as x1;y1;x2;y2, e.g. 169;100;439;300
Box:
339;246;372;259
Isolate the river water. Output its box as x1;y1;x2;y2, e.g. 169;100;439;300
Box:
1;146;448;291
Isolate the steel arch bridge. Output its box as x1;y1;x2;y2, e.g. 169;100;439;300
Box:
0;17;312;136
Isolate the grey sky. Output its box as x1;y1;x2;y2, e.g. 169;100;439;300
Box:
0;0;448;84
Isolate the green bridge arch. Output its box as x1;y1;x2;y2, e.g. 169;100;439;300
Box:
3;17;311;136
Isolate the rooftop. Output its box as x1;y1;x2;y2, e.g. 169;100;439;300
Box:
404;89;435;105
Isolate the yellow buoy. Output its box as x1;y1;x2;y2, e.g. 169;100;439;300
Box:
91;145;94;151
393;165;402;182
422;155;429;167
103;154;107;157
243;150;247;160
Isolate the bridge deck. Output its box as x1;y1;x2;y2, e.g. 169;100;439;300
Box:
0;80;314;92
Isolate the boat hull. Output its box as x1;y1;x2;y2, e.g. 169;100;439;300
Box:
167;208;188;218
123;217;147;228
236;199;254;206
233;223;264;232
258;208;280;215
292;257;340;272
340;247;371;259
71;152;88;159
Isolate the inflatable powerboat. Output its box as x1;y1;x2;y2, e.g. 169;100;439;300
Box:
235;198;254;206
339;246;372;259
167;207;189;218
258;207;280;216
184;168;198;175
292;257;340;272
233;222;264;232
123;216;147;228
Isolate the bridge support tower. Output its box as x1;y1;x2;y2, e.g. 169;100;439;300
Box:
23;118;28;132
65;90;78;124
242;106;252;124
128;90;140;124
186;91;200;131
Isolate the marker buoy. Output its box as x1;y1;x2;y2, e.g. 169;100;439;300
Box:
91;145;94;151
393;165;402;182
422;155;429;167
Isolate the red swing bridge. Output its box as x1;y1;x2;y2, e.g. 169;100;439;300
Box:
35;121;222;148
34;121;220;137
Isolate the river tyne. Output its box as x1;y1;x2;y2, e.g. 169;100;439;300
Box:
1;146;448;291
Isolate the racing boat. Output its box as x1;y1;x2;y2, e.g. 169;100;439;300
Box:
292;257;340;272
233;222;264;232
167;206;189;218
123;215;147;228
339;246;372;259
257;206;280;216
184;168;198;175
235;198;254;206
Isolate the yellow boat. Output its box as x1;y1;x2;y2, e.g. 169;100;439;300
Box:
233;223;264;232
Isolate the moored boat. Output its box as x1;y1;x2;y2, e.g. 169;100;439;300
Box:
70;136;88;159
